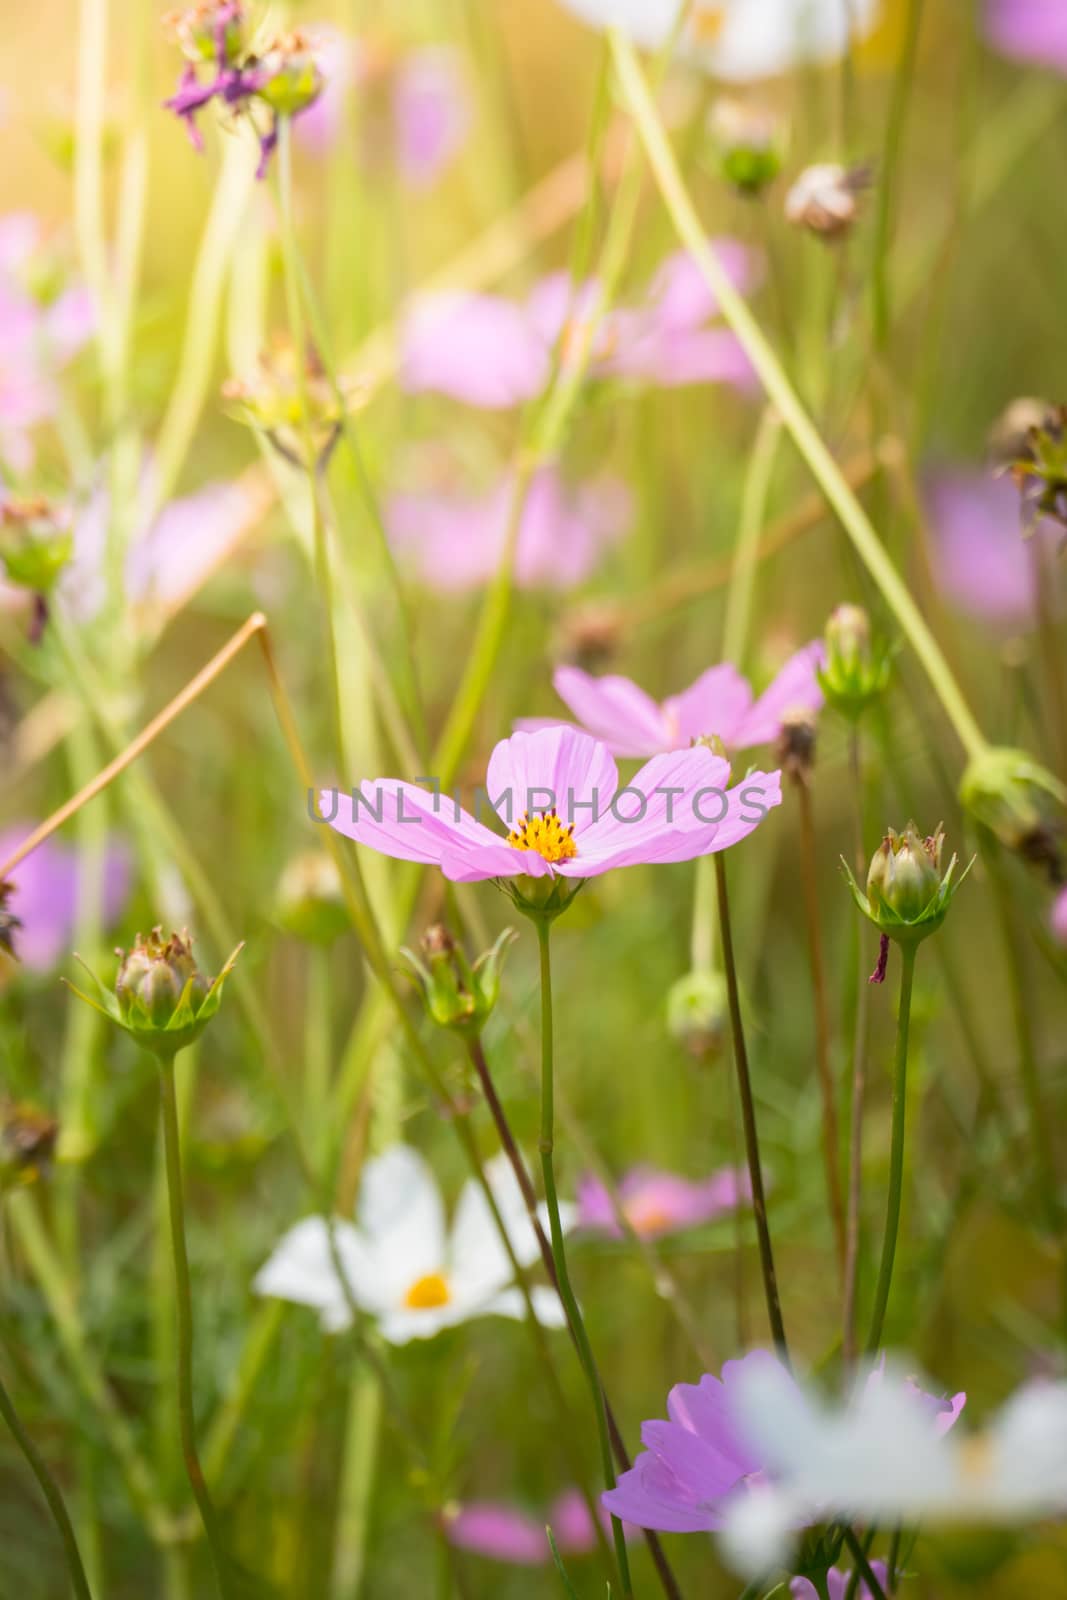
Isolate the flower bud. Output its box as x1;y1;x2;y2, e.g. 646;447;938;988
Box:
0;498;73;594
667;970;728;1061
275;851;349;945
817;604;891;722
401;924;516;1035
1007;402;1067;532
987;396;1058;469
163;1;245;67
223;337;362;468
0;1102;58;1190
960;746;1065;882
843;823;970;966
66;927;242;1060
708;98;783;197
776;708;817;783
255;31;325;118
785;163;870;239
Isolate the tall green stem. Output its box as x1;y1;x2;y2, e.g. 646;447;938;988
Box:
157;1057;233;1598
0;1356;93;1600
610;32;988;764
714;855;789;1357
535;921;632;1597
865;944;916;1354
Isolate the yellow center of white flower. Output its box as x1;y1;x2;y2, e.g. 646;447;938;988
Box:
689;5;727;44
403;1272;452;1310
958;1435;994;1483
507;810;578;864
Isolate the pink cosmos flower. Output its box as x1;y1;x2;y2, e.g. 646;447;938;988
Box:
1051;887;1067;945
446;1487;633;1565
925;469;1060;625
296;31;469;186
0;214;94;471
985;0;1067;72
0;826;131;973
400;241;756;409
321;726;782;885
386;466;631;592
601;1351;965;1535
523;644;825;761
791;1563;889;1600
577;1165;749;1239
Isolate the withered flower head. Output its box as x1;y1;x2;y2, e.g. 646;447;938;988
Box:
776;707;818;782
785;163;870;239
0;1102;59;1189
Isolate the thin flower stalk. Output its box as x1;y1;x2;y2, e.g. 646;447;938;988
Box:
535;920;633;1597
842;731;870;1365
864;943;916;1356
610;31;989;765
714;854;789;1357
0;1353;94;1600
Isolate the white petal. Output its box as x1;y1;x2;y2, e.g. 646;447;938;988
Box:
450;1153;572;1296
717;1484;799;1578
986;1381;1067;1516
358;1145;447;1301
377;1304;466;1345
252;1217;382;1323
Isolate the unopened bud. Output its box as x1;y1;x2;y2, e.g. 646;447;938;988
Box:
960;747;1065;882
988;397;1058;469
163;1;245;66
785;163;870;239
0;498;72;594
843;823;970;972
667;970;728;1061
223;337;362;468
66;927;242;1060
708;98;783;197
818;603;891;722
400;925;516;1035
556;602;624;671
1007;403;1067;533
255;31;325;118
276;851;349;945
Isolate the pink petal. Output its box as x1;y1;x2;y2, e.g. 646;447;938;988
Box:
400;292;549;407
484;726;618;837
663;663;754;748
394;46;470;186
735;643;825;749
986;0;1067;72
645;240;756;332
445;1502;547;1565
552;665;669;757
323;780;520;882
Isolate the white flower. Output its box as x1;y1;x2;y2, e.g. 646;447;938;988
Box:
718;1357;1067;1577
553;0;882;82
254;1144;573;1344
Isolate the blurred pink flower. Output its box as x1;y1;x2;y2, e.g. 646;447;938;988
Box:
924;469;1060;625
1050;886;1067;945
445;1488;632;1565
0;826;131;973
522;644;825;759
296;31;469;186
60;471;265;621
986;0;1067;72
386;466;630;591
577;1165;749;1239
0;214;93;471
400;241;757;409
791;1563;889;1600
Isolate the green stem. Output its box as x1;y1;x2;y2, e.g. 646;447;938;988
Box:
714;854;788;1357
870;0;923;351
865;944;916;1354
157;1057;233;1598
535;920;632;1597
841;1528;888;1600
0;1356;93;1600
843;730;870;1365
609;32;988;764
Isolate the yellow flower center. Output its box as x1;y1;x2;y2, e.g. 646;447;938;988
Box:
403;1271;452;1310
624;1196;673;1237
958;1434;994;1483
689;5;727;44
507;810;578;864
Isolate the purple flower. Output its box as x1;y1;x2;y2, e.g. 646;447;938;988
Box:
0;827;131;973
445;1487;633;1565
602;1351;965;1536
577;1165;749;1239
924;468;1060;625
386;466;631;592
986;0;1067;73
400;241;756;410
1051;886;1067;945
295;32;469;186
791;1563;889;1600
523;644;825;760
322;726;781;885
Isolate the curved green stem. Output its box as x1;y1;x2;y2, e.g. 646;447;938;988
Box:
865;944;916;1354
610;32;988;765
0;1356;93;1599
157;1057;234;1598
535;920;632;1597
